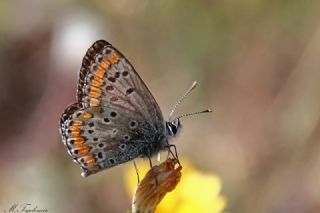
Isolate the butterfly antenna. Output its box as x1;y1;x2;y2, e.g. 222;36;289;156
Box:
169;81;198;121
175;108;213;120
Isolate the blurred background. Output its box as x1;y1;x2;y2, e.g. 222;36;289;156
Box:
1;0;320;212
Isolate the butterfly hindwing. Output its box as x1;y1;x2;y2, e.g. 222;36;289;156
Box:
60;103;159;176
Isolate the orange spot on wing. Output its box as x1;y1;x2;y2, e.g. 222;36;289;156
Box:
69;126;78;130
110;53;119;63
101;59;110;69
74;137;85;145
72;120;83;126
82;112;92;119
90;92;100;98
92;76;104;87
89;86;101;98
70;128;81;137
85;155;95;167
78;146;90;155
90;86;101;93
90;98;100;107
96;66;105;78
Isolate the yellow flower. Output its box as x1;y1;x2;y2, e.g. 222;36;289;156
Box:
125;158;227;213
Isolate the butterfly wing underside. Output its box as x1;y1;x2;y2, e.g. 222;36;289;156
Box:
60;40;166;177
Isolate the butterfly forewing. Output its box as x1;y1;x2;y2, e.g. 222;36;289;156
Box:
78;40;163;129
59;40;167;177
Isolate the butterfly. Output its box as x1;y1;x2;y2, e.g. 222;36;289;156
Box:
59;40;211;177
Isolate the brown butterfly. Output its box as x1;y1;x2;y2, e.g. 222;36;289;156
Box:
59;40;211;177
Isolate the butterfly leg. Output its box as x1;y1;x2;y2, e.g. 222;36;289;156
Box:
133;159;140;184
165;143;180;166
148;155;153;168
146;150;159;185
157;152;161;164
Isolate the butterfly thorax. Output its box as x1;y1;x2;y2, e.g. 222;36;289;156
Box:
139;119;181;158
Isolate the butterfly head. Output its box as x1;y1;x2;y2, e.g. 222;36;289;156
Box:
166;119;181;137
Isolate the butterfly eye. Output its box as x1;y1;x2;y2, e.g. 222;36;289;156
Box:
166;121;180;136
171;125;177;135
